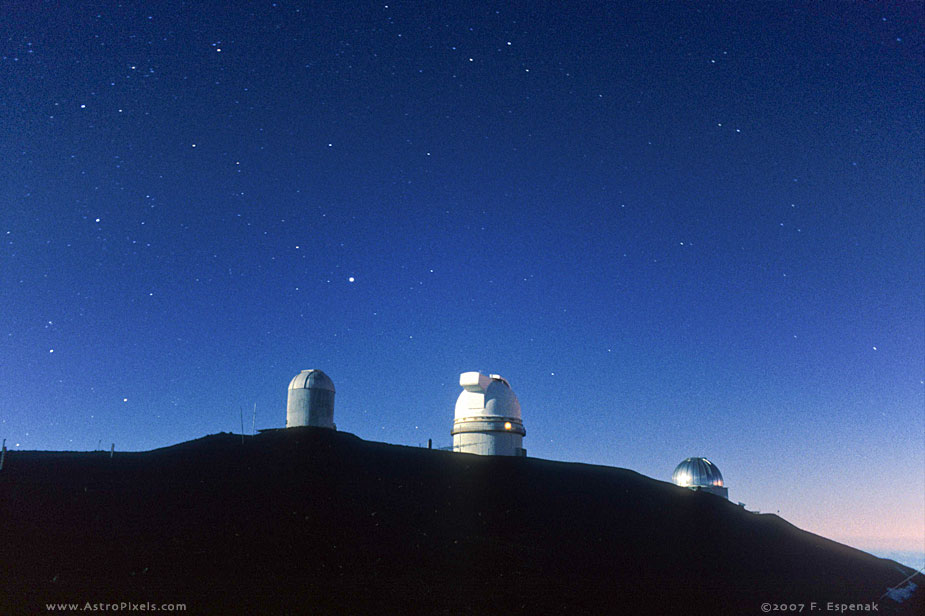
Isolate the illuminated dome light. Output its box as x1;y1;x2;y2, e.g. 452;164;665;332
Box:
451;372;526;457
671;457;729;499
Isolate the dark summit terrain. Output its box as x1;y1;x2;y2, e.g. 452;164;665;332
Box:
0;428;919;615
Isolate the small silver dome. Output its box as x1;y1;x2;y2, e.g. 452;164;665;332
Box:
672;457;725;489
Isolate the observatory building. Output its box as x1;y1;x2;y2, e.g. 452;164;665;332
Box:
672;457;728;499
451;372;526;457
286;369;336;429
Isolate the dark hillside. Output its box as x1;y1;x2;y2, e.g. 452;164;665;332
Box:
0;428;919;615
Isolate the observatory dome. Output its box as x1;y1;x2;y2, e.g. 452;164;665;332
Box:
454;372;522;420
288;369;335;393
286;369;336;429
672;457;727;499
451;372;526;457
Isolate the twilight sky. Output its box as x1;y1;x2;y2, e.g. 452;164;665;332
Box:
1;2;922;558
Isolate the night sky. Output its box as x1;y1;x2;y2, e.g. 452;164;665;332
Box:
2;2;922;562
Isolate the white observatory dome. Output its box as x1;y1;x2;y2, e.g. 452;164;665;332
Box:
451;372;525;457
288;369;335;393
454;372;522;421
286;369;336;429
672;457;728;498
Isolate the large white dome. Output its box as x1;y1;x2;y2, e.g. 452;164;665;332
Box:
454;372;522;420
451;371;526;457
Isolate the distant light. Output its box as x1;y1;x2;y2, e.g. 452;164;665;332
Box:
348;276;355;283
504;422;512;431
123;398;128;402
872;346;878;351
49;349;54;353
